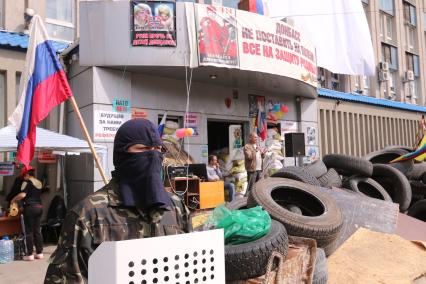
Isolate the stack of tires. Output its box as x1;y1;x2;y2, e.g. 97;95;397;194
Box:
364;146;426;220
318;153;412;213
225;177;337;282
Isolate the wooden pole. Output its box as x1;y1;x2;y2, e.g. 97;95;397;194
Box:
69;96;109;185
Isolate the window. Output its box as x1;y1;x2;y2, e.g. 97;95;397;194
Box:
379;12;394;41
379;0;394;15
424;13;426;32
331;73;340;91
354;76;370;96
403;2;416;26
386;16;393;39
405;53;419;102
0;72;5;127
45;0;75;42
382;44;398;70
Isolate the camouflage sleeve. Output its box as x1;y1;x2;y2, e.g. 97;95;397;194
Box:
44;210;93;284
170;193;192;233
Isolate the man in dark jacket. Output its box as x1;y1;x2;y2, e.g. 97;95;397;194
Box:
44;119;190;283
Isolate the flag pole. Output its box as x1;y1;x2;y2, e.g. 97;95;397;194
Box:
69;96;109;185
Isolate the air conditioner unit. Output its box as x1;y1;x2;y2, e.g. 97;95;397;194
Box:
404;70;415;81
379;70;389;81
379;62;390;71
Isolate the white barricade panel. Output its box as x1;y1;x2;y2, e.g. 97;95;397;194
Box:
89;229;225;284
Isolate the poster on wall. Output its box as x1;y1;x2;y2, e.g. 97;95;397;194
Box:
94;110;131;142
38;151;57;164
185;112;200;136
131;0;177;47
248;94;265;117
229;125;244;161
0;162;14;176
306;126;316;145
113;98;131;113
281;121;298;134
303;146;319;164
131;108;149;119
195;5;239;67
187;3;317;87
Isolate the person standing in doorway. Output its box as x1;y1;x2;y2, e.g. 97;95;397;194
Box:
206;155;235;202
11;167;44;261
244;132;265;195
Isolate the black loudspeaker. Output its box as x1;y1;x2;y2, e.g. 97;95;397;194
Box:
285;133;305;157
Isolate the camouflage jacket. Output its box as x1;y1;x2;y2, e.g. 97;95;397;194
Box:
44;178;190;284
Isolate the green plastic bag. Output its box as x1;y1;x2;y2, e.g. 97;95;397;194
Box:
208;205;271;245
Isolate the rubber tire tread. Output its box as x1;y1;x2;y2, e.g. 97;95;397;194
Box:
323;154;373;177
226;197;248;210
372;164;412;212
364;148;413;175
406;162;426;180
313;248;328;284
225;220;289;281
318;168;342;188
304;160;328;178
407;200;426;222
343;176;392;202
247;178;342;254
271;166;321;186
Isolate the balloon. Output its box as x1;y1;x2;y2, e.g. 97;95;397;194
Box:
176;129;186;139
273;104;280;112
187;128;195;136
275;111;283;118
281;105;289;113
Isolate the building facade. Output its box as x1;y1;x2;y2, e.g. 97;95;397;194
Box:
318;0;426;156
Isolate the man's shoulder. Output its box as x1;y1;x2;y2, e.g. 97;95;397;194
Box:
70;182;114;216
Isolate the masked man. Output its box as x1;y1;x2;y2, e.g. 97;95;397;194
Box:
44;119;190;283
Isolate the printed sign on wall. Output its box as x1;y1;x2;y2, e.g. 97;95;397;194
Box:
195;5;238;67
113;98;131;113
131;0;177;47
0;162;14;176
185;112;200;136
94;110;131;142
38;151;57;164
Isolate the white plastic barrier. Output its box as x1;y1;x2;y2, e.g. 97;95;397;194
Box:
89;229;225;284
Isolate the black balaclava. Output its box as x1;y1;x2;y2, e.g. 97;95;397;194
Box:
113;118;171;212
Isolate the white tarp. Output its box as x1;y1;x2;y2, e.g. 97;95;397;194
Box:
266;0;375;76
0;125;107;154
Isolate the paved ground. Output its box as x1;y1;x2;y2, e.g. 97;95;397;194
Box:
0;245;56;284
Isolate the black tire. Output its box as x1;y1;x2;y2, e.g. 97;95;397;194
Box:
247;178;342;255
410;180;426;197
407;200;426;222
384;145;414;153
271;166;321;186
226;197;248;210
313;248;328;284
372;164;412;212
364;149;414;175
323;154;373;177
318;168;342;188
225;220;289;281
304;160;328;178
343;176;392;202
406;162;426;180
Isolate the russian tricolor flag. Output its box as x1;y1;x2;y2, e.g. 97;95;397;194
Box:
8;15;73;168
158;112;167;137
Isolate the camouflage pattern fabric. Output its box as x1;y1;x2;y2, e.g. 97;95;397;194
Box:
44;178;190;284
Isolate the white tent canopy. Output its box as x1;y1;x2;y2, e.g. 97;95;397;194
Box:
0;125;107;154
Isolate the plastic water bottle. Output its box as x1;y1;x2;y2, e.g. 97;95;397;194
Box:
0;236;14;264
